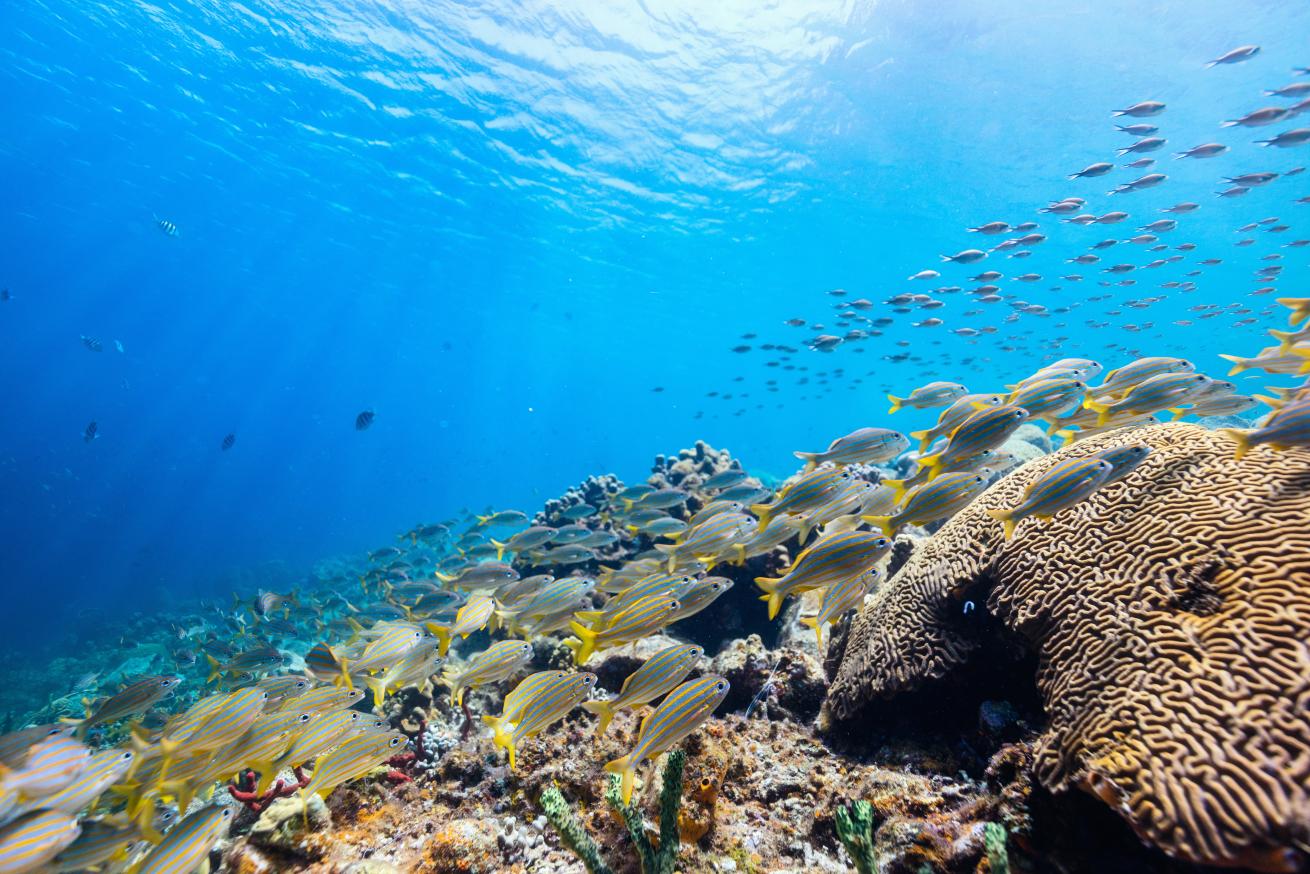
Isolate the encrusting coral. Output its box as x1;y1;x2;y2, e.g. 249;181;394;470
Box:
825;423;1310;872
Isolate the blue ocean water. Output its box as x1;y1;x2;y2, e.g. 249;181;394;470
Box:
1;0;1307;655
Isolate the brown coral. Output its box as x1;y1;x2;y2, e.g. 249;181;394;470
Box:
825;424;1310;872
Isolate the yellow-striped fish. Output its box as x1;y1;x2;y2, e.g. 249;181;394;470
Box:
909;394;1006;453
801;571;877;650
277;685;364;715
135;805;232;874
0;810;81;874
0;734;90;799
302;731;407;799
749;466;853;528
362;636;441;708
480;670;567;746
50;815;152;872
1277;296;1310;326
565;594;680;665
887;381;968;414
425;594;495;657
441;640;534;707
986;457;1113;540
754;531;889;621
864;472;989;537
12;747;133;817
488;672;596;770
604;675;729;803
337;623;426;688
581;644;703;736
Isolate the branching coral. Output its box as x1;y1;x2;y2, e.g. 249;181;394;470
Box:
538;749;686;874
825;424;1310;872
229;766;310;814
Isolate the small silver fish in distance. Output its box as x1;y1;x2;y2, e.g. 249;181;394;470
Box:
986;458;1114;540
1206;44;1259;67
793;427;909;472
581;644;704;735
604;675;729;803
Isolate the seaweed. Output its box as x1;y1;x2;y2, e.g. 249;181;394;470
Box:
538;749;686;874
834;799;879;874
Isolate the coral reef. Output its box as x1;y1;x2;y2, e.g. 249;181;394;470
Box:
826;423;1310;872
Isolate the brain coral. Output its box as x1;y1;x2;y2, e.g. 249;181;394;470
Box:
824;423;1310;872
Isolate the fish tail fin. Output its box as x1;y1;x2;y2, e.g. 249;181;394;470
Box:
1168;407;1186;421
1276;297;1310;326
573;610;603;626
1217;354;1247;376
566;622;597;665
909;429;932;452
860;514;897;539
748;504;773;527
433;571;455;583
881;478;909;504
205;654;223;684
476;514;491;525
1293;347;1310;373
1268;328;1296;353
491;539;507;561
887;393;904;414
1055;428;1079;447
753;577;786;621
792;451;819;474
483;715;517;769
1221;428;1253;461
603;754;637;805
336;658;354;690
426;624;453;657
916;452;944;477
1084;398;1112;426
1252;394;1282;410
985;507;1019;541
1219;120;1239;128
581;700;615;736
364;675;389;710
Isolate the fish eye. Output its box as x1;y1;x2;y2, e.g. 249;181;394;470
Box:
716;682;727;691
121;751;134;761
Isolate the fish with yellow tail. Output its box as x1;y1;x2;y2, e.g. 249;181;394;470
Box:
881;448;1004;504
1218;346;1310;376
886;381;968;414
1276;296;1310;326
335;622;426;688
1095;356;1194;397
1006;378;1087;422
910;393;1005;452
302;731;408;799
134;805;233;874
754;531;889;620
749;465;852;528
793;427;909;472
914;405;1030;480
480;671;567;747
1269;324;1310;354
425;594;495;657
490;526;557;561
653;512;756;571
1222;399;1310;460
985;457;1114;540
441;640;534;707
1084;372;1213;425
0;810;82;874
581;644;703;736
565;593;680;665
487;672;596;770
362;635;441;708
801;570;877;650
863;471;990;537
1089;444;1151;484
604;675;728;804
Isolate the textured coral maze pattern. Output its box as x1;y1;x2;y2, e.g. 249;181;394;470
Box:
826;424;1310;871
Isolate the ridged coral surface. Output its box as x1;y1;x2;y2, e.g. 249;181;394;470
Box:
826;423;1310;872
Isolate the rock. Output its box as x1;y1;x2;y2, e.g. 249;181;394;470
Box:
423;817;501;873
341;862;404;874
248;794;331;855
710;635;826;723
